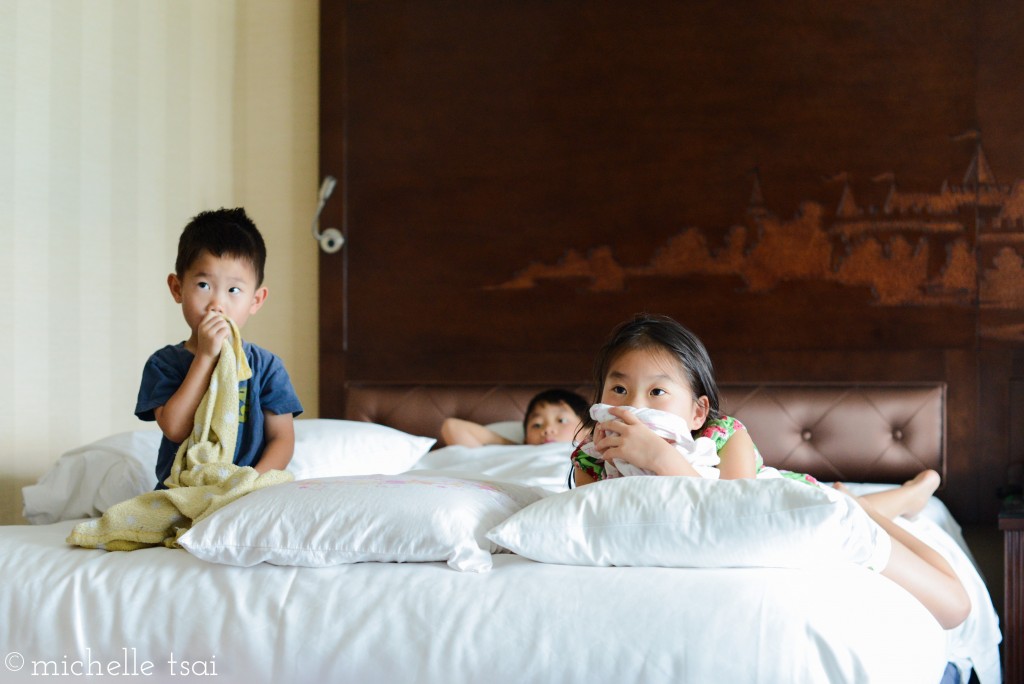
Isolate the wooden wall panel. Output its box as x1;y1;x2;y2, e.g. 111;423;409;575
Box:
320;1;1024;523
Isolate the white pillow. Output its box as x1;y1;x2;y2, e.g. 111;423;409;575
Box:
179;474;543;572
22;431;160;524
22;420;435;524
287;419;436;480
486;420;525;444
409;442;573;493
487;477;890;570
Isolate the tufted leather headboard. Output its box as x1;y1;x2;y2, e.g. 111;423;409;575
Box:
344;382;945;484
718;383;945;484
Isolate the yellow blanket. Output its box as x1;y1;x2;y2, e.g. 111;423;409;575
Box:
67;319;292;551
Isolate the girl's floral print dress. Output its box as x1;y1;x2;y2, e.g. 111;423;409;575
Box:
700;416;819;486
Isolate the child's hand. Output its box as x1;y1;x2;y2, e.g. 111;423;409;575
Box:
195;311;231;360
593;406;682;474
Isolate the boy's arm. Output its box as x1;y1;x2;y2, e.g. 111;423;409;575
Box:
253;410;296;473
154;311;231;443
441;417;515;447
154;354;219;443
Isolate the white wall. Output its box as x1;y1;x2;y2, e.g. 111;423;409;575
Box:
0;0;320;524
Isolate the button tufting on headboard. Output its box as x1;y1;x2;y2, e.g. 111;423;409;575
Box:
719;383;945;485
343;381;945;485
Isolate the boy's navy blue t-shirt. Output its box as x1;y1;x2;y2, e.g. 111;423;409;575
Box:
135;342;304;488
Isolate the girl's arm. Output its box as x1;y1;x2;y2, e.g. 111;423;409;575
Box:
253;410;295;473
441;417;515;447
716;427;758;480
572;462;598;486
593;408;701;477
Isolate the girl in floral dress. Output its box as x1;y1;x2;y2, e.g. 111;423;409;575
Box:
570;313;968;629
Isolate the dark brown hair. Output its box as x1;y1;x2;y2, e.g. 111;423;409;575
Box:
175;208;266;286
523;389;589;431
588;313;721;434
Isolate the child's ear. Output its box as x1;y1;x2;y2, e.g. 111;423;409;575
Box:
690;395;710;430
249;286;269;314
167;273;183;303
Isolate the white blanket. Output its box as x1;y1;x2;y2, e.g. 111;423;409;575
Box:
0;476;1003;684
1;519;949;684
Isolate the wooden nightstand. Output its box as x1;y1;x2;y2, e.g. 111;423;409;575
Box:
1001;496;1024;684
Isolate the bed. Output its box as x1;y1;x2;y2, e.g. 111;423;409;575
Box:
6;381;1002;684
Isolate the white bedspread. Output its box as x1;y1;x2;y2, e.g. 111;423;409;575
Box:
0;518;958;684
4;438;1004;684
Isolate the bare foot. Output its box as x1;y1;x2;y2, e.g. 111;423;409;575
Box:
898;469;941;518
835;470;940;520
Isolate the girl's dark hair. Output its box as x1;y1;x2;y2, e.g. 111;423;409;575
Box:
588;313;721;434
522;389;590;431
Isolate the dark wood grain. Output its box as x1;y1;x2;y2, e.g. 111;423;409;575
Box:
319;0;1024;524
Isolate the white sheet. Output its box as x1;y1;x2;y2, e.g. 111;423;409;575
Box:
409;442;575;493
0;518;952;684
8;438;1000;684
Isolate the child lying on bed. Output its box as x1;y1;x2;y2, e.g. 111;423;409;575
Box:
571;313;970;630
441;389;588;447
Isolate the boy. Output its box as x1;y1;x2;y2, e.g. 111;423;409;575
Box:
136;208;303;488
441;389;588;447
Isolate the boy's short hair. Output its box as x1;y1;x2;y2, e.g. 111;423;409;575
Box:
523;389;590;429
176;208;267;286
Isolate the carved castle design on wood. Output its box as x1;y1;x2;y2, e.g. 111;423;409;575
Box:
491;142;1024;341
